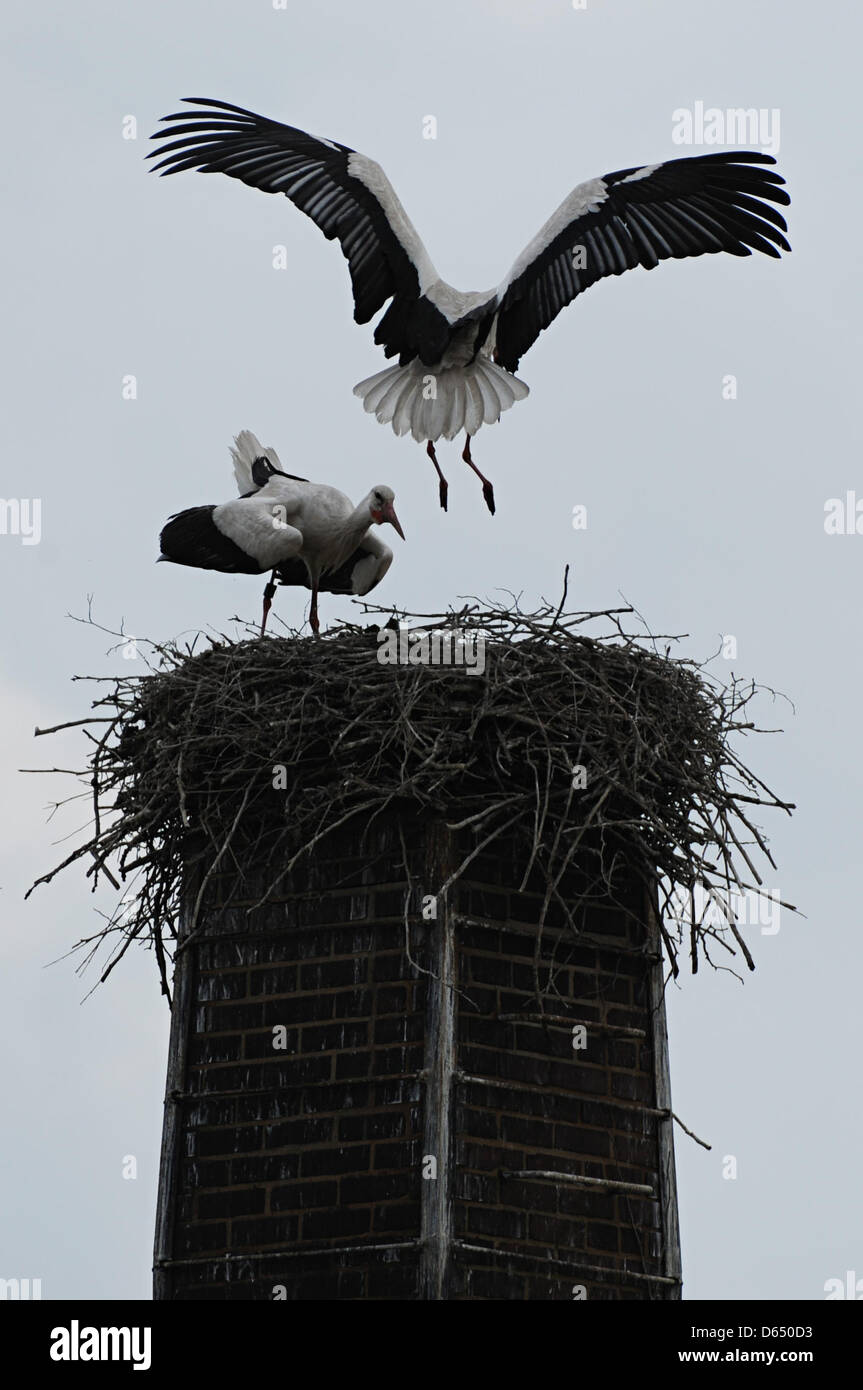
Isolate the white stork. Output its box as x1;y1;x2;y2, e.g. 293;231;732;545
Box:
158;431;404;635
149;99;791;514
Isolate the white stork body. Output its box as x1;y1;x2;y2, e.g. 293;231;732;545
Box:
158;431;404;634
150;100;791;512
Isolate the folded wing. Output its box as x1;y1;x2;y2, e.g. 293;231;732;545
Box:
159;505;265;573
276;530;392;596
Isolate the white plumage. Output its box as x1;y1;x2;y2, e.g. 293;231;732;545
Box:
229;430;288;493
353;355;529;444
158;431;404;635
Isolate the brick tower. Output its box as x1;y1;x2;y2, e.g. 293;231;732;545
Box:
153;812;681;1300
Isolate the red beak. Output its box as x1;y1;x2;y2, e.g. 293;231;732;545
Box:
383;502;405;540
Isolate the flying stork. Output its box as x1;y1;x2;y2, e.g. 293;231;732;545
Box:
158;431;404;635
149;99;791;513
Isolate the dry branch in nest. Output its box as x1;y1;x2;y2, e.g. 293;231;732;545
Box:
26;588;795;1001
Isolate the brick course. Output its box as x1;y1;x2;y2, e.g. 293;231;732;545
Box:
153;821;680;1300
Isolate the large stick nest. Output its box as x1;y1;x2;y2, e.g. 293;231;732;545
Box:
28;592;794;1000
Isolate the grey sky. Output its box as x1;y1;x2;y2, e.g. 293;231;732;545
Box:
2;0;859;1300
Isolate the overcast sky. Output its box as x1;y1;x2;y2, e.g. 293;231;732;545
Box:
3;0;860;1301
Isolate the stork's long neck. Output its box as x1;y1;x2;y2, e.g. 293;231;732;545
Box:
345;498;373;543
328;498;372;570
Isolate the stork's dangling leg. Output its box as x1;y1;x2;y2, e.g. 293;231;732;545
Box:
309;582;321;637
260;569;278;636
426;440;448;512
462;434;495;515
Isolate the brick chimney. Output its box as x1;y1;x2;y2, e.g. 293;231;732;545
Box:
153;814;681;1300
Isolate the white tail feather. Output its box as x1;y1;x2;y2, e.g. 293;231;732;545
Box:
353;358;529;442
230;430;285;493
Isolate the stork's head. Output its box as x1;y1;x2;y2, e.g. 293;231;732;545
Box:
369;486;405;540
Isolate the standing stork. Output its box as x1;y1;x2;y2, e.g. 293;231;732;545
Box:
149;98;791;513
158;431;404;635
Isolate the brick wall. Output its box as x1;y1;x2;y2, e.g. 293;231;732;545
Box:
153;819;680;1300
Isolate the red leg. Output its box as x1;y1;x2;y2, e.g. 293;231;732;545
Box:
309;583;320;636
426;440;448;512
462;433;495;515
260;571;277;636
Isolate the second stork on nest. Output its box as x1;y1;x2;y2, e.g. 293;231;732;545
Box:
158;431;404;635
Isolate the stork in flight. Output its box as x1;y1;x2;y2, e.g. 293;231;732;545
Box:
149;99;791;514
158;431;404;635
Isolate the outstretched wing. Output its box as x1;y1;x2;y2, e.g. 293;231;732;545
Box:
149;97;450;363
494;152;791;372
